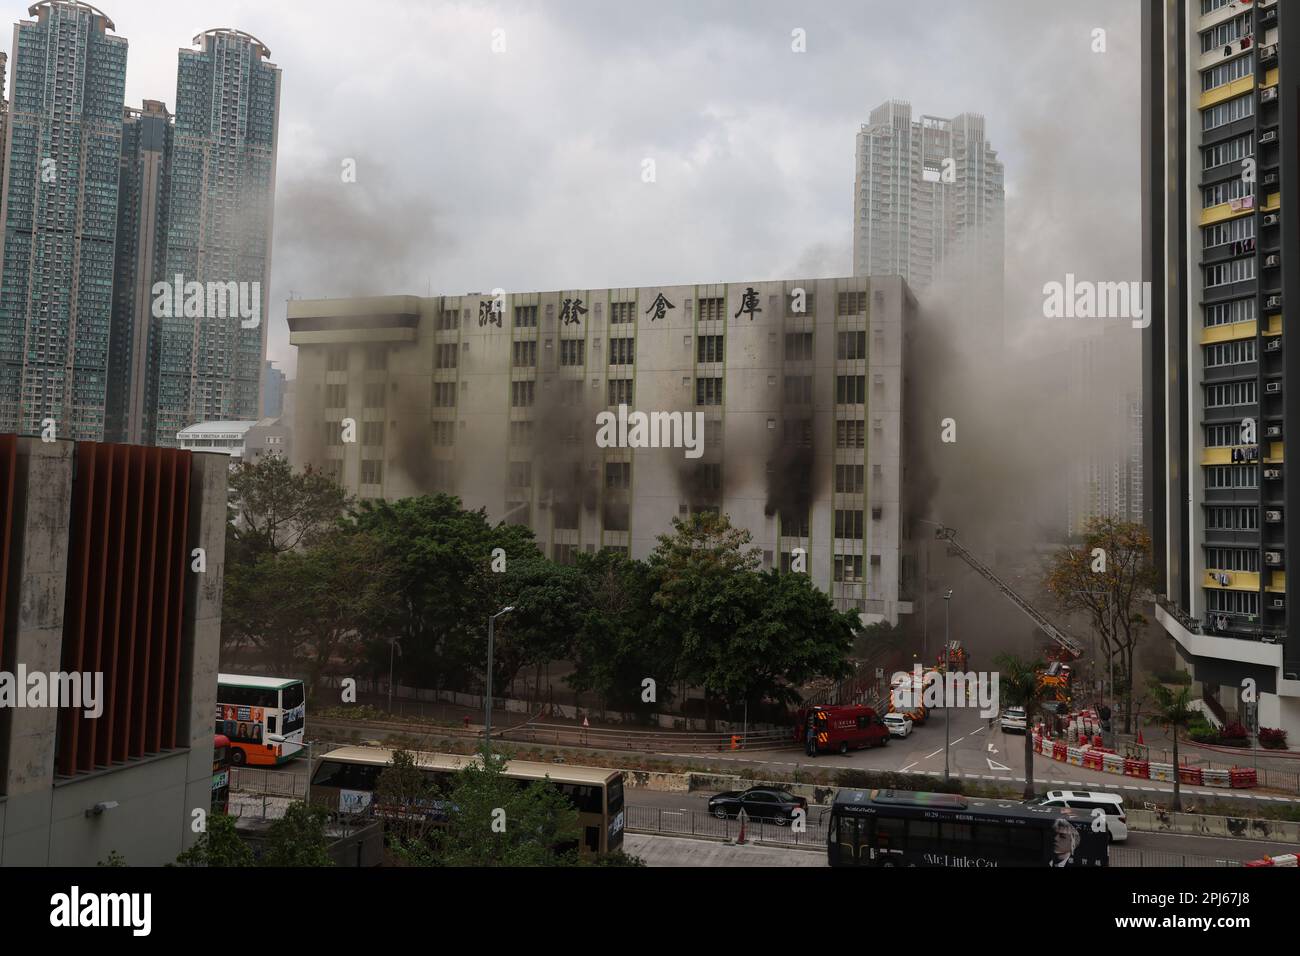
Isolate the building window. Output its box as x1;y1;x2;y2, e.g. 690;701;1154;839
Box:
837;291;867;315
836;375;866;404
695;376;723;406
834;554;864;583
560;340;585;366
554;542;579;566
511;380;536;407
434;382;457;408
783;375;812;404
610;301;637;325
835;464;865;493
1204;339;1256;367
835;510;864;539
364;383;386;408
360;459;383;485
603;502;630;531
362;421;384;445
435;344;458;369
327;349;348;372
695;462;722;493
698;297;725;322
698;335;725;363
366;347;387;370
513;340;537;367
433;421;456;446
1202;132;1254;173
325;384;346;408
1205;588;1260;615
1199;10;1252;55
1201;92;1254;133
1204;381;1258;408
609;337;635;365
436;308;459;330
514;305;538;328
784;332;813;361
1204;547;1260;572
836;420;865;448
837;331;867;360
605;462;631;489
509;461;532;488
509;421;533;445
1206;506;1259;530
783;418;812;446
1204;465;1258;489
608;379;633;406
1204;298;1255;328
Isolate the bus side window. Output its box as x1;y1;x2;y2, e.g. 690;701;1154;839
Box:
267;714;277;733
875;816;903;848
584;826;600;853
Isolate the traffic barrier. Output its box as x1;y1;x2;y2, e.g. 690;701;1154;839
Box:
1148;762;1175;783
1230;768;1257;788
1178;766;1204;785
1093;735;1103;748
1083;750;1104;770
1052;741;1068;762
1244;858;1274;867
1123;758;1149;778
1066;747;1085;767
1201;768;1232;788
1271;854;1298;867
1102;752;1127;775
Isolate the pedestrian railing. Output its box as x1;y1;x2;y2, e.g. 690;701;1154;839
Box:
1110;847;1242;867
625;803;829;850
230;766;305;798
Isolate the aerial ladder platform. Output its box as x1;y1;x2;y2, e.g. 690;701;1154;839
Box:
931;524;1084;659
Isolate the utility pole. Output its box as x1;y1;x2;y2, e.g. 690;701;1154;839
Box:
944;589;953;782
486;607;515;749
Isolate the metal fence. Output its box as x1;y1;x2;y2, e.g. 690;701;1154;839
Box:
231;767;306;798
625;804;828;850
1110;847;1243;867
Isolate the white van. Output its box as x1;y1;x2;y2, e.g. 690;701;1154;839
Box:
1036;790;1127;842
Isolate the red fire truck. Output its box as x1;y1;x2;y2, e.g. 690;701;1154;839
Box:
794;704;890;756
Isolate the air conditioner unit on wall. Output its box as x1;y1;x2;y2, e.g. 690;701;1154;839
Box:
1266;510;1283;522
1272;598;1285;609
1263;212;1280;226
1266;294;1283;309
1266;381;1282;393
1264;468;1282;479
1265;550;1283;564
1261;86;1278;103
1265;253;1280;267
1260;130;1279;145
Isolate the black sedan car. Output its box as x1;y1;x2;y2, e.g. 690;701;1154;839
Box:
707;787;809;826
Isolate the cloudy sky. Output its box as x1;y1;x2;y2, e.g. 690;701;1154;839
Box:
96;0;1140;374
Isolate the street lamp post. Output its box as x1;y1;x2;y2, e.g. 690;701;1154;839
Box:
486;606;515;750
387;638;402;714
943;589;953;782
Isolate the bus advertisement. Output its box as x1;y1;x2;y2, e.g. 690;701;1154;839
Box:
215;674;306;766
828;788;1109;868
212;734;231;814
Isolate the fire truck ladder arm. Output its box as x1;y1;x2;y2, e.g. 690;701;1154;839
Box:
933;525;1083;659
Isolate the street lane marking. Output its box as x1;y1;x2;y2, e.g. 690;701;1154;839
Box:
900;762;917;772
987;757;1011;771
924;749;944;759
952;736;966;745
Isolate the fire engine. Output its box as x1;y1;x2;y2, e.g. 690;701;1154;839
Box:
794;704;890;755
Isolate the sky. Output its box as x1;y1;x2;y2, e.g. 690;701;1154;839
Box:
72;0;1142;375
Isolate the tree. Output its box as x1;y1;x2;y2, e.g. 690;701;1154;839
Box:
261;801;335;867
223;529;396;696
174;813;256;867
352;495;540;689
995;653;1047;800
431;747;580;866
567;551;667;712
375;749;442;857
1045;517;1158;733
490;555;584;695
1147;679;1195;811
228;455;351;557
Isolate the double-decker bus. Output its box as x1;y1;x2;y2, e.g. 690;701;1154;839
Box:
215;674;305;766
828;788;1109;867
309;746;625;857
212;734;231;814
794;704;890;755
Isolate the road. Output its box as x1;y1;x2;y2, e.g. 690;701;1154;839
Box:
665;707;1300;807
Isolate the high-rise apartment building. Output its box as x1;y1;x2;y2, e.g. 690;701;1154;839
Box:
262;359;285;417
153;29;280;447
853;101;1005;311
0;1;127;440
106;99;171;445
288;277;917;624
1143;0;1300;736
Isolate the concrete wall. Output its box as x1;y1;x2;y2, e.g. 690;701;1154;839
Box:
0;440;226;866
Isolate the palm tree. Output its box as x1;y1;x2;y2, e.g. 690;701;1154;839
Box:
1147;680;1195;811
995;653;1047;800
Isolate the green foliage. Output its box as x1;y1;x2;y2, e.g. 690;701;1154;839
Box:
430;747;581;866
261;801;336;867
174;812;256;867
834;767;962;794
375;749;442;847
585;850;647;867
97;850;127;867
995;653;1047;800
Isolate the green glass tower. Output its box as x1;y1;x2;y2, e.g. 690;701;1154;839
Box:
0;1;127;439
153;28;279;446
